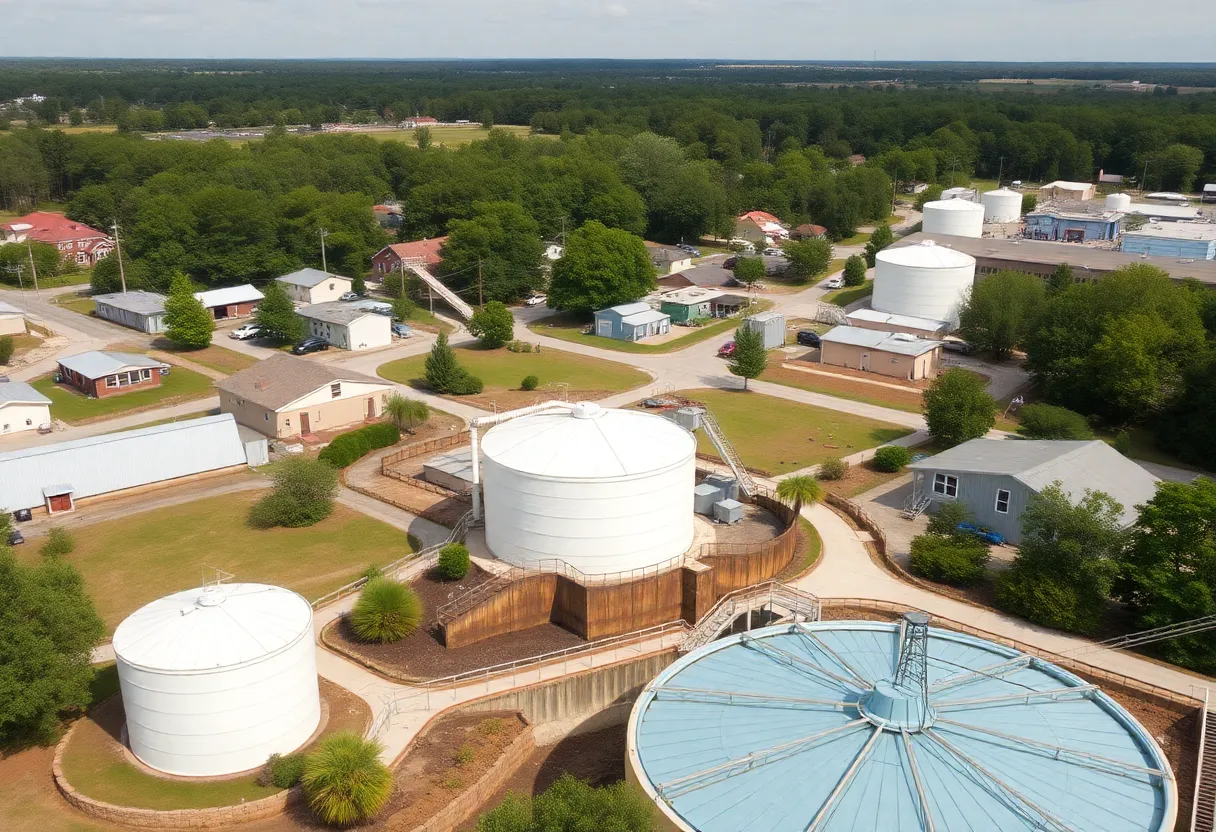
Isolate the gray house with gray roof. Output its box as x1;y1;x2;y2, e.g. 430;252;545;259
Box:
906;439;1159;544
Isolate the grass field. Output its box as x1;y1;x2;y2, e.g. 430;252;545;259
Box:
359;125;537;146
836;230;872;246
822;280;874;307
378;344;649;393
530;303;773;355
117;408;219;432
31;365;215;424
53;293;95;316
674;387;913;475
155;343;259;375
16;490;413;633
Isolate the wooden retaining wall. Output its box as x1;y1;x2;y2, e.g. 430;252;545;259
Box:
381;431;471;470
443;573;557;648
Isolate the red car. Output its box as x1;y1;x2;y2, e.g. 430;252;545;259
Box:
717;341;736;358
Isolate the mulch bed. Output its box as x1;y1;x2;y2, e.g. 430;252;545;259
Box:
330;568;586;680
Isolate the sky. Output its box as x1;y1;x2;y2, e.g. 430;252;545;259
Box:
1;0;1213;63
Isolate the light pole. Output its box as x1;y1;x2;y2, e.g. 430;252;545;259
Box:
110;220;127;293
318;228;329;274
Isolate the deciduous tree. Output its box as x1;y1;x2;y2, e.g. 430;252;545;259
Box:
255;281;304;343
782;238;833;281
732;256;765;287
842;255;867;287
957;270;1046;358
863;223;893;267
468;301;515;348
922;369;996;447
547;221;654;314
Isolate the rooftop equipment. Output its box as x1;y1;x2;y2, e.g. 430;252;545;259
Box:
712;498;744;524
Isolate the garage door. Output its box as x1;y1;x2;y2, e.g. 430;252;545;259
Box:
47;493;73;513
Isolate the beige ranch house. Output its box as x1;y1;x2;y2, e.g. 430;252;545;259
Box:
216;354;394;438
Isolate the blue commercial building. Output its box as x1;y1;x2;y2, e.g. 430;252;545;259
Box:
1026;209;1122;242
1122;225;1216;260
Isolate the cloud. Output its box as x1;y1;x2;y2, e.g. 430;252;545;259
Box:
605;3;629;17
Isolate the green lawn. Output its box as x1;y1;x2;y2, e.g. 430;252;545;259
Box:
822;280;874;307
529;302;773;355
16;490;413;634
837;230;872;246
675;387;913;475
32;365;215;424
378;344;649;392
54;293;95;316
1095;427;1207;473
154;343;258;375
761;364;924;414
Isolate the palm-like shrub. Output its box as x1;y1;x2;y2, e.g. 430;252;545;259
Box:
302;732;393;826
437;543;471;580
775;475;823;515
349;578;422;643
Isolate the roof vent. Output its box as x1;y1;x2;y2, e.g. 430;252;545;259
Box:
570;402;602;420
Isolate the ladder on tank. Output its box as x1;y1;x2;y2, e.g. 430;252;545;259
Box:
406;261;475;320
696;407;757;498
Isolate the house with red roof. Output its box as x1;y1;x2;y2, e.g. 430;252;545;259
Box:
733;211;789;246
0;212;114;266
371;237;448;276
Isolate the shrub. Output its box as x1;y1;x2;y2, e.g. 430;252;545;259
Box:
441;775;464;790
909;533;990;586
506;340;534;353
926;500;972;536
1017;403;1093;440
817;457;848;481
475;773;655;832
40;527;75;557
349;578;422;643
317;423;401;468
1113;430;1133;456
361;422;401;449
385;394;429;433
259;752;307;788
521;375;539;391
449;371;484;395
454;745;475;767
0;335;13;365
478;717;504;736
871;445;911;472
248;457;339;529
361;564;383;582
302;732;393;826
923;369;996;447
437;543;471;580
842;255;867;287
468;301;515;349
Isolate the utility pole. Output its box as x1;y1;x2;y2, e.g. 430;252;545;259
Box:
26;239;40;296
1141;159;1151;194
3;263;24;297
318;227;329;274
477;258;484;307
111;219;127;294
996;156;1005;189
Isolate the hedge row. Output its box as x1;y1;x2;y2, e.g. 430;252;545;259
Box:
317;422;401;468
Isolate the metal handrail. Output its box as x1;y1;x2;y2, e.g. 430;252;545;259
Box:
682;581;821;653
1192;685;1212;832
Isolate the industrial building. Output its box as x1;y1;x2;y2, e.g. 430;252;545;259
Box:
1025;207;1122;242
93;291;167;333
193;284;264;319
938;186;977;202
0;299;25;335
0;381;51;434
276;268;352;305
845;308;950;339
479;402;696;574
921;199;984;238
296;302;391;351
872;240;976;326
1039;180;1097;201
628;616;1176;832
819;326;942;380
0;414;251;514
1121;224;1216;260
56;351;166;399
980;187;1023;223
113;582;320;777
593;302;671;341
907;438;1159;544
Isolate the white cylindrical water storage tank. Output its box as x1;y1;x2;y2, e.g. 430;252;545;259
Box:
981;188;1023;223
113;583;320;777
1106;192;1133;212
922;199;985;238
872;240;977;325
481;402;696;575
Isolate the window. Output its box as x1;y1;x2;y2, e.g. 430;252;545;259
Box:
141;369;152;380
995;489;1011;514
330;383;341;398
105;375;118;388
933;473;958;498
264;412;269;421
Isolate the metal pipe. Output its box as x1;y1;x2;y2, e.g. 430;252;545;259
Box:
467;399;575;521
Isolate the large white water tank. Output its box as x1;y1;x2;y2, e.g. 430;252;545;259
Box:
1106;192;1133;212
113;583;321;777
981;187;1023;222
922;199;985;238
872;240;977;325
481;402;696;575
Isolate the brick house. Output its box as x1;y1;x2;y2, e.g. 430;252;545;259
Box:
0;212;114;266
56;351;166;398
371;237;448;276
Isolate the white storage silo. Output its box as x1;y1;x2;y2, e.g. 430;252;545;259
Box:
872;240;977;325
113;583;321;777
981;187;1023;222
922;199;985;238
480;403;696;575
1106;192;1133;212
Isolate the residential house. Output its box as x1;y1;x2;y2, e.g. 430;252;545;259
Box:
0;414;249;514
819;327;942;380
0;211;114;266
93;291;168;333
645;242;693;276
847;154;867;166
399;116;438;129
276;269;353;305
0;381;51;434
659;288;721;323
296;303;391;351
790;224;828;241
0;300;25;335
370;237;448;276
593;302;671;341
217;354;394;438
906;439;1159;544
194;285;264;320
734;211;788;246
56;351;166;398
845;308;951;339
1038;181;1097;201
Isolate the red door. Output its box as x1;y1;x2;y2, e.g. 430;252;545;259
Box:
300;412;311;435
48;493;73;513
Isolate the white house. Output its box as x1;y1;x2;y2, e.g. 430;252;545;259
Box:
0;382;51;434
276;269;353;305
0;300;26;336
296;303;391;351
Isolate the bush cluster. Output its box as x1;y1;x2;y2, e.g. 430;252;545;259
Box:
506;340;535;353
349;577;423;643
317;422;401;468
908;533;990;586
40;527;75;557
248;456;339;529
259;752;307;788
1017;403;1093;440
871;445;911;472
816;457;848;481
520;375;539;391
437;543;471;580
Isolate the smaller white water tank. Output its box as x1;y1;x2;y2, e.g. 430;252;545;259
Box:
981;188;1023;223
873;240;977;325
922;199;985;238
1106;192;1133;212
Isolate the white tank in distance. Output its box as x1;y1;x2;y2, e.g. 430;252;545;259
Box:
872;240;977;326
922;199;985;238
1106;192;1133;212
981;188;1023;223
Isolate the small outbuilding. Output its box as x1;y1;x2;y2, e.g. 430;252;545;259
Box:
819;326;942;380
743;311;786;349
1038;180;1097;201
93;291;167;333
0;300;25;335
296;302;391;351
845;308;951;339
711;293;750;317
56;351;166;398
276;268;352;305
193;284;264;319
907;438;1160;544
593;302;671;341
1203;184;1216;204
659;288;721;323
789;223;828;241
0;381;51;434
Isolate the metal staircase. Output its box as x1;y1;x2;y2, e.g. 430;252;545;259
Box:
406;262;475;320
434;565;522;626
1194;706;1216;832
902;493;932;520
694;407;757;498
681;581;821;654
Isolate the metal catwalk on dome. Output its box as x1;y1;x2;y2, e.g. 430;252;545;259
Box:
628;613;1176;832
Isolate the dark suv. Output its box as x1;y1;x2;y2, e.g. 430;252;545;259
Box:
796;330;821;347
291;336;330;355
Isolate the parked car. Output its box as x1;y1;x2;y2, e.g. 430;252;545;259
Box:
796;330;821;347
338;291;361;302
7;529;24;546
391;322;413;338
941;338;975;355
763;247;784;256
229;323;264;340
723;256;738;269
822;276;844;289
291;336;329;355
525;294;547;307
957;522;1005;546
677;243;701;256
717;341;737;358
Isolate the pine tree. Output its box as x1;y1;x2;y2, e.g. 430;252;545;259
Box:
163;272;215;349
256;280;304;343
425;331;462;393
728;323;768;390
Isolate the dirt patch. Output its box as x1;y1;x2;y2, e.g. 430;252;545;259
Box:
818;461;911;500
711;503;785;545
329;568;586;680
458;725;627;830
785;358;934;390
762;364;924;411
377;711;526;831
